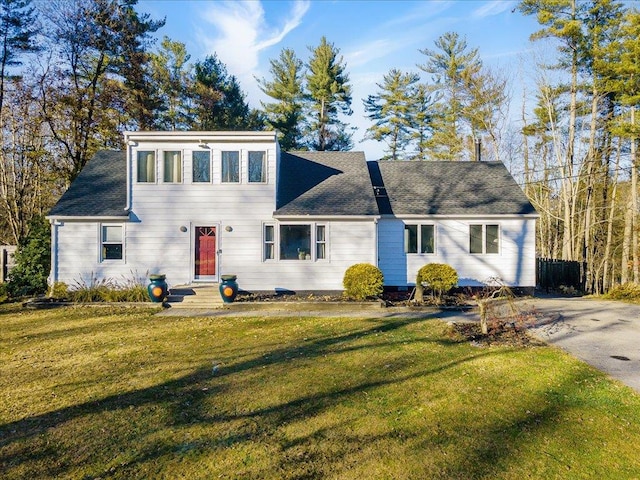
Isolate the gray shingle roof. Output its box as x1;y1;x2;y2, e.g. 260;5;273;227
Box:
48;150;128;217
275;151;379;216
372;160;536;216
49;149;535;220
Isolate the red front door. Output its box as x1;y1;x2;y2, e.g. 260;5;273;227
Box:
195;226;216;276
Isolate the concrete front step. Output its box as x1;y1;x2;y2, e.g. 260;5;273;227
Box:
165;284;225;308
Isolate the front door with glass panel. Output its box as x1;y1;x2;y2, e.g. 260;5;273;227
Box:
195;226;217;280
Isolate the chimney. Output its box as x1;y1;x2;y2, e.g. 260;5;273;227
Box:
474;138;481;162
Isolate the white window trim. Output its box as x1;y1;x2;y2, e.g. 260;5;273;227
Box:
248;150;267;184
135;149;157;184
263;223;275;261
263;222;328;262
404;223;436;255
221;150;241;183
192;149;212;184
469;223;500;255
161;149;183;184
99;223;125;263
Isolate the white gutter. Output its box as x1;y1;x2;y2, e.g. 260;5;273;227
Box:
377;213;540;219
45;215;129;221
123;130;278;143
272;215;381;221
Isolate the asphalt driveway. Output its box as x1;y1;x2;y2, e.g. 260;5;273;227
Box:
527;296;640;393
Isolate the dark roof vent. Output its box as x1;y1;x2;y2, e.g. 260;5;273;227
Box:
373;186;387;197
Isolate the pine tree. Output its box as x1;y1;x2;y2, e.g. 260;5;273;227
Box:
305;36;352;151
258;48;305;150
194;54;256;130
0;0;38;116
363;69;419;160
150;36;193;130
419;31;481;161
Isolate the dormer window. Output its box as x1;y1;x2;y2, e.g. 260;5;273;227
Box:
163;151;182;183
193;150;211;183
222;151;240;183
248;151;266;183
136;151;155;182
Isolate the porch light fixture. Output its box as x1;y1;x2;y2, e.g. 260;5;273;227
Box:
179;226;188;232
225;226;233;232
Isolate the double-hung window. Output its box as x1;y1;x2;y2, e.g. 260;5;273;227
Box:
163;151;182;183
248;151;266;183
101;224;123;261
264;225;275;260
192;150;211;183
316;225;326;259
470;224;500;254
404;224;435;254
222;151;240;183
136;151;155;183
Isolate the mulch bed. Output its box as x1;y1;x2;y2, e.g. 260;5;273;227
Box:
235;290;471;308
448;322;545;348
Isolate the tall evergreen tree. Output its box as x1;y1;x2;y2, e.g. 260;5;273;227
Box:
150;36;193;130
0;0;38;117
407;83;432;160
258;48;305;150
418;31;507;161
116;0;165;130
194;54;260;130
305;36;352;151
363;69;419;160
419;31;481;161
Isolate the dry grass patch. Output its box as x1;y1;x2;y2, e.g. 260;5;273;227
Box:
1;304;640;479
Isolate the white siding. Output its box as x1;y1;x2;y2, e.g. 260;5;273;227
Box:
51;137;379;292
378;217;536;287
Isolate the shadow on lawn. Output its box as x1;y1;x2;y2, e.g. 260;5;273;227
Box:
0;313;597;478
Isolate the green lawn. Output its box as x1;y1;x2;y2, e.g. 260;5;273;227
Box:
1;304;640;479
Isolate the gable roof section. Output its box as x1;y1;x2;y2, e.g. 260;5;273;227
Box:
275;151;379;216
48;150;127;217
372;160;536;216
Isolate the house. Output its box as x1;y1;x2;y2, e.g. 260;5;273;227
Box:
47;131;538;292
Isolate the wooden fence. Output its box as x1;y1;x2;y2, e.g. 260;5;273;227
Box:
536;258;586;293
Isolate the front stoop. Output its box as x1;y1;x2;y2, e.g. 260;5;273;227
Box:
165;284;224;309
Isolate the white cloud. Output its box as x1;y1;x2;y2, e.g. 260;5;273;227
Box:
472;1;516;19
196;0;310;105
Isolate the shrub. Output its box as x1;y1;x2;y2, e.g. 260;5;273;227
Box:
7;216;51;298
604;283;640;301
49;282;69;299
416;263;458;302
343;263;384;300
67;275;151;303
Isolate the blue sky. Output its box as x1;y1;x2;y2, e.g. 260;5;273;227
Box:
137;0;544;158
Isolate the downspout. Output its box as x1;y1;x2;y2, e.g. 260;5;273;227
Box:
49;218;58;285
124;133;134;212
374;217;379;268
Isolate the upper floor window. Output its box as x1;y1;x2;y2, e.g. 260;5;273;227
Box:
163;151;182;183
222;151;240;183
193;150;211;183
136;151;155;183
248;151;266;183
404;224;435;254
470;224;500;254
101;224;123;261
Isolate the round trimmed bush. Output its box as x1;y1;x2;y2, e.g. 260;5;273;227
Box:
343;263;384;300
417;263;458;298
